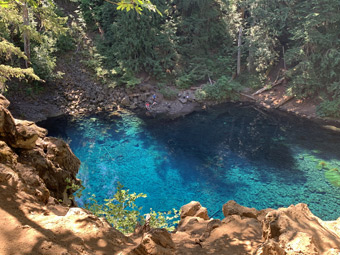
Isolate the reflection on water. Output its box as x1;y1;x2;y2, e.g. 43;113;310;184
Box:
39;103;340;220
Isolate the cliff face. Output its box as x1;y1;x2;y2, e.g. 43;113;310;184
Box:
0;94;80;203
1;95;340;255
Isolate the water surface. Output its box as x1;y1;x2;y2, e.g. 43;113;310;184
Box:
40;103;340;220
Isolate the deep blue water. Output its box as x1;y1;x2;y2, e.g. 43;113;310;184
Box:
39;103;340;220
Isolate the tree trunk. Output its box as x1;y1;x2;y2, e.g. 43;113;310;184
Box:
248;12;255;72
282;46;287;70
237;26;242;76
23;1;30;68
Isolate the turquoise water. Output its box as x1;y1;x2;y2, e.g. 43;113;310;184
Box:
40;103;340;220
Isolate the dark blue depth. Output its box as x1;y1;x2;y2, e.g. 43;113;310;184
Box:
39;103;340;220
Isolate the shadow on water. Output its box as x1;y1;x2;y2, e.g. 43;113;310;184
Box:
38;103;323;192
141;103;304;185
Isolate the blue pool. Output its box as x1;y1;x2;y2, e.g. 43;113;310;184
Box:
39;103;340;220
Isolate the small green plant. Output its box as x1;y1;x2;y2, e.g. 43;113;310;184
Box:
65;177;85;199
120;71;142;88
56;33;76;53
194;89;207;101
160;87;178;100
87;182;179;234
175;74;193;89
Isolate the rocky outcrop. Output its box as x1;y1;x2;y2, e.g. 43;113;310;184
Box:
179;201;209;220
172;201;340;255
0;95;80;203
258;203;340;255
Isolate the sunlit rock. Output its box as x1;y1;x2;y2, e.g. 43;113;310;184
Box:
180;201;209;220
12;119;47;149
223;200;259;219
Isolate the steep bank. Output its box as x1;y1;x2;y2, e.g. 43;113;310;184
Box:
1;94;340;254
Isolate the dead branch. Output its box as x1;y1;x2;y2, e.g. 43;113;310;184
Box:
239;93;256;101
252;77;285;96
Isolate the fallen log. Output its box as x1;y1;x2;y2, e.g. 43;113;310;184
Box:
252;77;286;96
239;93;256;101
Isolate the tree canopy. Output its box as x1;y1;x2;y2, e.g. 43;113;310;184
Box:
1;0;339;117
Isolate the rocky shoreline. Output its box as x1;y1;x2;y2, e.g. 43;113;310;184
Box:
6;53;340;128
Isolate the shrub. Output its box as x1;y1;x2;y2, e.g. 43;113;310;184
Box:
160;87;178;100
56;33;76;53
195;76;241;102
317;99;340;118
87;183;179;234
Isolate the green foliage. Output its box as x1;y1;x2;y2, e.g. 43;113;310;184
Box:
120;71;142;88
159;86;178;100
175;74;193;89
195;76;241;102
31;35;61;80
315;161;340;188
147;208;179;231
81;46;115;83
325;168;340;188
285;0;340;99
115;0;161;15
317;99;340;118
0;64;41;91
65;177;84;199
79;0;235;88
0;0;68;90
236;73;265;90
87;183;179;234
56;33;76;53
0;40;27;60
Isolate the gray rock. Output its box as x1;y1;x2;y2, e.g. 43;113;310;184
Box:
178;97;188;104
121;96;130;106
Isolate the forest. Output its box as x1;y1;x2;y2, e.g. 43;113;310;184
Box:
1;0;340;117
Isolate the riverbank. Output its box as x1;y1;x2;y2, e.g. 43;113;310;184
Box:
7;74;340;132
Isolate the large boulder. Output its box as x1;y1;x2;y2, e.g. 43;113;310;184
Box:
0;104;47;149
222;200;259;219
121;96;131;107
12;119;48;149
180;201;209;220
